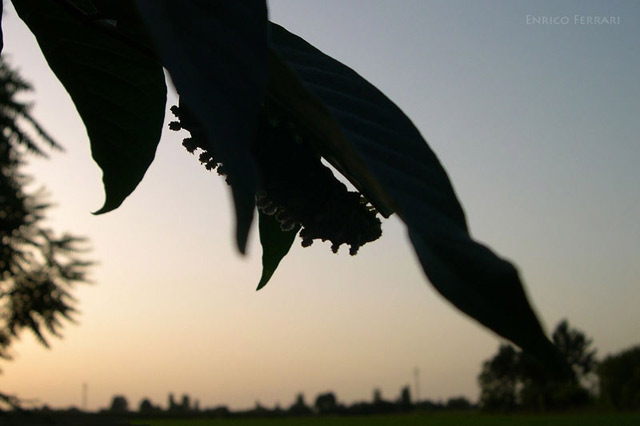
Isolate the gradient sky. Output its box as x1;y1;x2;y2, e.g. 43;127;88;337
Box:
1;0;639;412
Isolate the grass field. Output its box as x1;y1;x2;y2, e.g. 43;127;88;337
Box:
132;412;640;426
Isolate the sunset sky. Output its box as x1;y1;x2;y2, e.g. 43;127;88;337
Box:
1;0;639;411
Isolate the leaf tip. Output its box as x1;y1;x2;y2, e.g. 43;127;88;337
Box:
91;203;116;216
92;193;123;215
236;231;249;255
255;278;269;292
231;185;256;255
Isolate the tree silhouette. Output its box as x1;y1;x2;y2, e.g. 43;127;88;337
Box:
518;320;596;410
314;392;338;415
108;395;129;413
552;319;597;383
0;58;92;406
398;386;412;410
478;344;520;411
478;320;596;411
287;393;312;416
138;398;157;414
598;345;640;410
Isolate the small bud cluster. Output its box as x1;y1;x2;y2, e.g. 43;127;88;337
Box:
169;105;228;180
168;102;382;255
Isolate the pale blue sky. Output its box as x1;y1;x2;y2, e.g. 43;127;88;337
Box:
1;0;639;411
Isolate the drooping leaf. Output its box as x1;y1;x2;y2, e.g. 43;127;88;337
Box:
134;0;269;253
267;22;568;375
256;210;300;291
12;0;167;214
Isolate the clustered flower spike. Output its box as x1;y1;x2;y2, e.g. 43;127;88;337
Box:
169;105;227;178
169;101;382;255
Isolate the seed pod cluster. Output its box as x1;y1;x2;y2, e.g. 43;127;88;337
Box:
169;102;382;255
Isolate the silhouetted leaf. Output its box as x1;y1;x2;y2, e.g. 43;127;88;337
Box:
134;0;268;253
256;210;299;291
12;0;166;214
268;22;567;374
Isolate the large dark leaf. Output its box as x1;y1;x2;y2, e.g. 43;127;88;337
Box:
268;22;568;375
12;0;167;214
256;210;299;291
134;0;268;253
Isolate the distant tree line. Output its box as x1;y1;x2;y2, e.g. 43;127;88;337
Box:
99;386;475;419
20;319;640;420
10;319;640;421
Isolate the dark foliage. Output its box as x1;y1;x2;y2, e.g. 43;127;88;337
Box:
478;344;520;411
553;319;597;380
138;398;160;414
314;392;339;415
287;393;312;416
0;58;92;405
446;396;473;410
598;345;640;410
478;320;596;412
108;395;128;413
